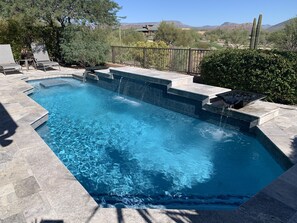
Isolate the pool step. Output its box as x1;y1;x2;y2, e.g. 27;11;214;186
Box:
94;69;114;79
40;79;71;88
168;83;230;105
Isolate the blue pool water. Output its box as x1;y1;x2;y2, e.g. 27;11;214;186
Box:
30;78;285;209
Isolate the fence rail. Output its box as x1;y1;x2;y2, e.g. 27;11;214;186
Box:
110;46;211;75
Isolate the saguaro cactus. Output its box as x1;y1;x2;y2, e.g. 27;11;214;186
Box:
254;14;262;49
250;18;257;49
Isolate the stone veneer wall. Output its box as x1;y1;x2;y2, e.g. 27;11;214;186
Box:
90;74;252;132
87;73;293;170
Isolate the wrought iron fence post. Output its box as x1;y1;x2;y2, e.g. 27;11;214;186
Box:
143;48;147;68
187;48;193;74
111;46;115;63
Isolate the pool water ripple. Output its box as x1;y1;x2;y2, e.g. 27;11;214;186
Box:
30;78;285;210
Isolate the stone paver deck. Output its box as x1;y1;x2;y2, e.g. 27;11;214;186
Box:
0;66;297;223
203;102;278;130
258;104;297;164
111;67;194;88
168;82;230;105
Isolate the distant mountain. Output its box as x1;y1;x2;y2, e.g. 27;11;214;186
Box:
221;22;238;27
217;22;253;30
120;20;277;31
262;24;272;29
195;22;271;31
267;18;294;31
120;20;192;29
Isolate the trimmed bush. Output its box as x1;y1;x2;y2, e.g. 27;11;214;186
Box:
200;49;297;104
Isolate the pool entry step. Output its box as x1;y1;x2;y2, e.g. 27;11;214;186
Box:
40;79;71;88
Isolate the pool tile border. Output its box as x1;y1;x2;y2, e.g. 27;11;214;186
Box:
0;69;297;222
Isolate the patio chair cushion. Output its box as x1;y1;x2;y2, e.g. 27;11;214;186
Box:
0;44;22;74
36;61;59;66
31;43;60;71
0;63;21;70
0;44;16;64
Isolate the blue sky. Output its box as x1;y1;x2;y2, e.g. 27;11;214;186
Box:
115;0;297;26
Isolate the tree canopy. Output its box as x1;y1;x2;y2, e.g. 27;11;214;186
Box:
155;22;205;48
61;26;110;66
155;22;179;45
0;0;120;64
0;0;120;27
278;18;297;51
222;29;249;48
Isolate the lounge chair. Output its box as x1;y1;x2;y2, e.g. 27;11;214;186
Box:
31;43;60;71
0;44;22;75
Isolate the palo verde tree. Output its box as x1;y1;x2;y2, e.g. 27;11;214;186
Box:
222;29;249;48
155;22;180;46
61;25;110;67
0;0;120;60
280;17;297;51
267;17;297;51
109;28;145;46
154;22;203;48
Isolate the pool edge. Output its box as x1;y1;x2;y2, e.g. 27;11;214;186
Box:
1;71;296;222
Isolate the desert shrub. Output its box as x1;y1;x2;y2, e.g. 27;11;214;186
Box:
200;49;297;104
0;18;36;59
0;16;60;60
132;41;169;70
60;26;109;67
0;19;22;59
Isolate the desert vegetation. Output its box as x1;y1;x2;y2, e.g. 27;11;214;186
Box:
0;0;120;66
110;18;297;52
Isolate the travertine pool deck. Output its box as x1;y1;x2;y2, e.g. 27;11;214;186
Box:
0;67;297;223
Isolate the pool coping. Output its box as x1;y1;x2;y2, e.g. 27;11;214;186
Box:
1;68;297;222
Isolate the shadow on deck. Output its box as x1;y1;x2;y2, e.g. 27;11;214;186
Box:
0;103;18;147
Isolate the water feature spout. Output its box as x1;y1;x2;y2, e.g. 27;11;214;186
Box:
218;103;234;128
82;71;88;83
219;106;226;128
141;82;151;101
216;90;266;109
117;77;123;95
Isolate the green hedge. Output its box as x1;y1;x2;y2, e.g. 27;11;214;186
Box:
200;49;297;105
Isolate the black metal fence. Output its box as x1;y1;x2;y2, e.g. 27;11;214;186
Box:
110;46;211;75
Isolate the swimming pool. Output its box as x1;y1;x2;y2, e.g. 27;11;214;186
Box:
30;78;285;210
